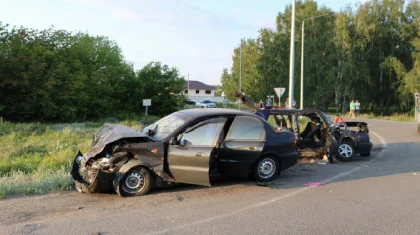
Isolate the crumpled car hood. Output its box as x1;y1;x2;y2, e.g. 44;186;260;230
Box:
84;124;153;161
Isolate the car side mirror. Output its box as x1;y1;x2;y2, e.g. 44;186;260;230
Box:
180;139;192;147
169;137;178;145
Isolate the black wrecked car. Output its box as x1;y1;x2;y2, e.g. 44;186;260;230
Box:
232;92;373;162
71;108;298;197
265;109;372;161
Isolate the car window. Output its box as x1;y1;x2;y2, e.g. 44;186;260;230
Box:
268;114;288;130
298;116;312;133
321;112;334;126
228;116;264;140
180;122;224;146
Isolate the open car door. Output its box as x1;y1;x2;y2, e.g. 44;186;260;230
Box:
232;91;260;114
167;117;227;186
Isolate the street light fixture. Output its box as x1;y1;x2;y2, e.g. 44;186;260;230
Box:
300;12;334;110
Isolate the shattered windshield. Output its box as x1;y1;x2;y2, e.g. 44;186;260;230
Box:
142;112;189;141
321;112;334;126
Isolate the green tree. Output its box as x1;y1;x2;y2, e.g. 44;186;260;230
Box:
0;22;186;122
137;62;185;116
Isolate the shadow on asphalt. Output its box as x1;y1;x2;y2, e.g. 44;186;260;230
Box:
68;140;420;199
144;141;420;195
71;118;420;198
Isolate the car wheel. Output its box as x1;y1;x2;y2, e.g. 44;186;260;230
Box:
118;167;155;197
360;152;371;157
337;142;356;161
253;156;279;182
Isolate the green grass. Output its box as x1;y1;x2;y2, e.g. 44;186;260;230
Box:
0;116;160;199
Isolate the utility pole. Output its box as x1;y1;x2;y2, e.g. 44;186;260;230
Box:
415;90;419;122
239;40;242;110
300;13;334;110
300;20;305;110
288;0;296;109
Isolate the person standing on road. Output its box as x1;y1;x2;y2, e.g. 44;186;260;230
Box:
348;100;355;118
266;97;272;108
223;97;227;108
259;99;264;109
355;100;360;117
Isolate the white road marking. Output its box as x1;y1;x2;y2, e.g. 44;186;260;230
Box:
148;131;388;235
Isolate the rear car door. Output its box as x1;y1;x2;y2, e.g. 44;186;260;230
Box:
218;116;266;177
167;118;226;186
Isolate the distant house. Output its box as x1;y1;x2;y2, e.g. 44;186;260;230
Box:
183;80;216;97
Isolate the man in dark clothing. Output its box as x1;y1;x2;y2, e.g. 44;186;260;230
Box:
300;116;324;148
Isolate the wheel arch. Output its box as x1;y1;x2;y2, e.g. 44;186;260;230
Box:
340;136;357;146
117;159;152;174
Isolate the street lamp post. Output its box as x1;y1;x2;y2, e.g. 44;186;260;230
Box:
239;40;242;110
288;0;296;109
300;13;334;110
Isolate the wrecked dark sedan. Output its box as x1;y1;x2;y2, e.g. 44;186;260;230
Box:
71;109;299;197
232;92;373;162
263;109;373;161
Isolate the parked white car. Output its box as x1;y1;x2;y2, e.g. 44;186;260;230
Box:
196;99;216;108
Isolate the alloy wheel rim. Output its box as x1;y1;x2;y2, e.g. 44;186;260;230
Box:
338;144;353;158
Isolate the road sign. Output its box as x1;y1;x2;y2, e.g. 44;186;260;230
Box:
143;99;151;106
274;88;286;99
143;99;151;117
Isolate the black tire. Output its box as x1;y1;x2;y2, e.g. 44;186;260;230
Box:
117;167;155;197
337;141;356;161
360;152;371;157
253;156;279;182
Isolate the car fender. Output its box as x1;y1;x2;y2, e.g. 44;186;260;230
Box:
339;135;357;146
117;158;151;174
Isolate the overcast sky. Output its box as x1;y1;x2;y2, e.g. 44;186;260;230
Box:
1;0;364;85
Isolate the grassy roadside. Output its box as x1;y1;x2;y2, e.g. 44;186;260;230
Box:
0;117;159;199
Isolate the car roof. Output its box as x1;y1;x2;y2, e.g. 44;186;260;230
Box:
268;108;323;115
177;108;258;119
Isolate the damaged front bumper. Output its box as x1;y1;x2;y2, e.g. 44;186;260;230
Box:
71;150;130;193
70;124;170;196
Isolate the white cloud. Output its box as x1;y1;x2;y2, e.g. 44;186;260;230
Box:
81;0;139;21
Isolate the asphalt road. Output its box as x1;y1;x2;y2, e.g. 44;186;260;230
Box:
1;118;420;235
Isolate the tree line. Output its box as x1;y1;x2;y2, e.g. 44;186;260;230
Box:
0;22;185;122
221;0;420;115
